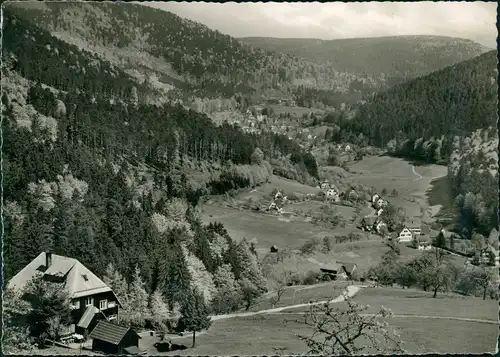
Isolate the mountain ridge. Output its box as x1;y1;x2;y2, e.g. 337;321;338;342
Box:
240;35;490;82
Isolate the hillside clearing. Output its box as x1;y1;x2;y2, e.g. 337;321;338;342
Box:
346;156;448;221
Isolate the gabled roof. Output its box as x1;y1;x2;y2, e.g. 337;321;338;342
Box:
399;227;413;234
124;346;143;355
339;262;357;274
77;305;100;329
320;263;341;272
8;252;115;301
418;235;431;243
89;321;141;345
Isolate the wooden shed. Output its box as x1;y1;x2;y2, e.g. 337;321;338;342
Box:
270;245;279;253
89;321;142;355
320;263;346;280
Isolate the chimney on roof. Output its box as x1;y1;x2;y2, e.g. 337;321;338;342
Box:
46;252;52;268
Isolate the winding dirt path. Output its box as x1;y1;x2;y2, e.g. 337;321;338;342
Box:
210;285;362;321
412;166;423;181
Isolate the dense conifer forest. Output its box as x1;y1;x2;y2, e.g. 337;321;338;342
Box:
2;10;317;323
7;2;361;102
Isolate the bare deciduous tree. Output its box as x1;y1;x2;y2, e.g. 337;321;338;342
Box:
289;295;404;355
270;271;292;307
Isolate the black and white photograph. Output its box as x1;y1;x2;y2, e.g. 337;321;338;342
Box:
1;1;498;355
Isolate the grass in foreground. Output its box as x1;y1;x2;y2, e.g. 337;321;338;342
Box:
139;311;496;355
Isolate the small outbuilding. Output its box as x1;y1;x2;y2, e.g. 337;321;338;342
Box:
320;263;347;280
89;321;142;355
339;262;358;279
270;245;279;253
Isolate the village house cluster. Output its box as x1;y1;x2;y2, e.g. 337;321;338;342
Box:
316;179;340;202
359;192;389;235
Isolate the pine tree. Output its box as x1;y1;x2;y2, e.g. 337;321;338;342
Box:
103;263;129;309
235;238;267;293
149;289;171;329
129;266;149;316
178;287;212;348
161;242;192;310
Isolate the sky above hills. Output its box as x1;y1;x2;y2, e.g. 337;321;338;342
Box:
145;1;497;48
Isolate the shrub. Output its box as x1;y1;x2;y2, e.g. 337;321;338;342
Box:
299;238;320;255
302;270;321;285
322;236;335;253
289;272;304;286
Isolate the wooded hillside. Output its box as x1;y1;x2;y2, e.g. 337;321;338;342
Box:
7;1;371;103
2;10;319;321
241;36;490;84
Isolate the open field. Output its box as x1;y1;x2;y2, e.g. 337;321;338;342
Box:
283;286;496;317
233;175;320;202
140;306;496;355
346;156;448;222
353;287;498;321
261;240;437;276
249;281;350;312
201;204;355;253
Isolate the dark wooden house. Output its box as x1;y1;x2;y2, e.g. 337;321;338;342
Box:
7;252;122;337
89;321;142;355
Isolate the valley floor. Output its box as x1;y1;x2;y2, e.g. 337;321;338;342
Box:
138;284;497;355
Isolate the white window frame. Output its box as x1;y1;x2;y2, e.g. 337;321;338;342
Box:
100;299;108;310
85;297;93;307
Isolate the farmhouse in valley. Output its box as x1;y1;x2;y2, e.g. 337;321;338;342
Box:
337;262;358;279
89;320;142;355
326;188;340;202
360;215;378;232
320;263;347;280
371;193;380;204
320;179;331;190
375;220;387;234
397;227;414;243
7;252;122;337
417;236;432;250
375;198;388;209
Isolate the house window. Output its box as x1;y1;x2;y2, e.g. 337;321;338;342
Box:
100;299;108;310
85;297;93;307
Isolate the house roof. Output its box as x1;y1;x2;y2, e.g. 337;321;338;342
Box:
77;305;99;329
418;235;431;243
339;262;357;274
320;263;341;272
124;346;142;355
89;321;141;345
399;227;412;234
7;252;116;301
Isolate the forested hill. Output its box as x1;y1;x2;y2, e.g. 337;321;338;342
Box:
6;1;380;102
323;50;498;237
336;49;497;161
240;36;490;85
2;8;317;320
